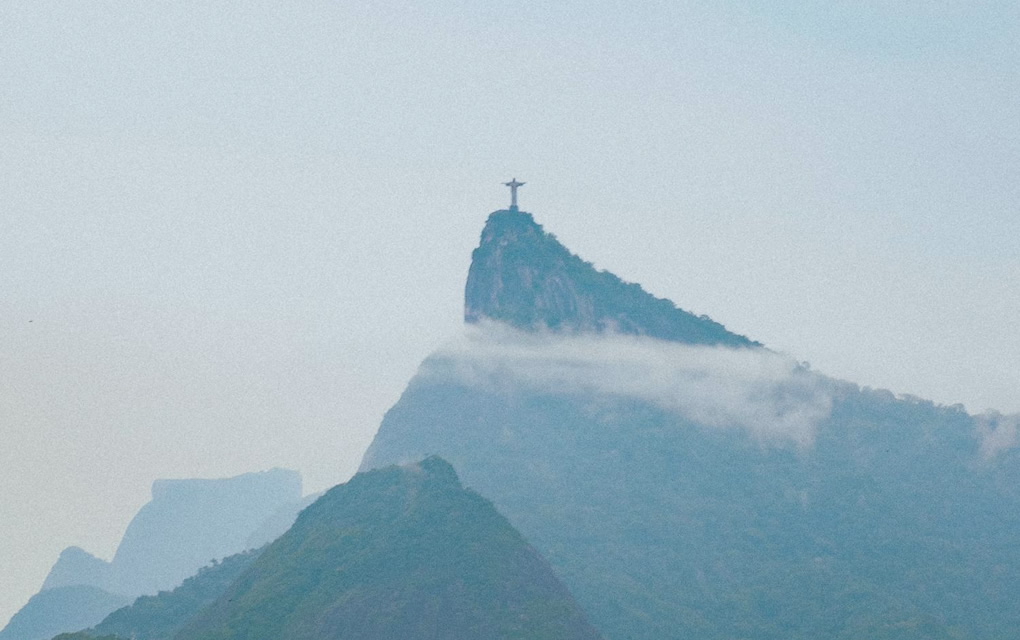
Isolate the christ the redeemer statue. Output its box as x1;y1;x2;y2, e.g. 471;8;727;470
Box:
503;178;524;211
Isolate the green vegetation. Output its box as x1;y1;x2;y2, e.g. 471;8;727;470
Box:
365;209;1020;639
89;549;261;640
365;360;1020;639
42;208;1020;640
176;457;601;640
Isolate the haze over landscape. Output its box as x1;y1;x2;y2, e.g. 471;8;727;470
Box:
2;1;1018;630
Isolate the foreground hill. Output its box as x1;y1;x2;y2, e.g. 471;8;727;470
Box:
172;457;601;640
361;208;1020;640
87;550;261;640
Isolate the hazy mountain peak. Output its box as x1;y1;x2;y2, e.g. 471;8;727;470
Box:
40;548;113;593
110;468;301;596
361;204;1020;639
2;468;306;640
148;468;300;501
465;209;756;347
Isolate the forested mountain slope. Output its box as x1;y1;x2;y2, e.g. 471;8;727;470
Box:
362;208;1020;640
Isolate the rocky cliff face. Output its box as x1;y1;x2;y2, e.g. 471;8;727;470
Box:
464;209;755;347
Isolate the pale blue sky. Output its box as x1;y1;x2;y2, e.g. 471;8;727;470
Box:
2;1;1017;626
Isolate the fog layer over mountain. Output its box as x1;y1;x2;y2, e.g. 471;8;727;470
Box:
362;208;1020;640
428;322;831;447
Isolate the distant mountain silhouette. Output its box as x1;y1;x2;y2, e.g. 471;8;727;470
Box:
0;587;130;640
109;469;301;596
2;470;302;640
362;208;1020;640
40;549;114;594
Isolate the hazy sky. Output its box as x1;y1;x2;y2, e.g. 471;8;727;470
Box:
2;1;1017;627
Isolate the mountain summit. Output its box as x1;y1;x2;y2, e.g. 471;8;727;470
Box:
364;206;1020;640
174;457;602;640
465;209;756;346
